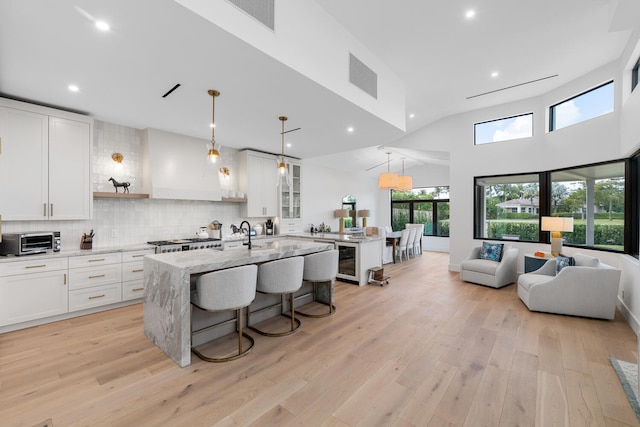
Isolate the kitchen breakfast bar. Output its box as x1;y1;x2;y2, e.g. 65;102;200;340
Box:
143;238;333;367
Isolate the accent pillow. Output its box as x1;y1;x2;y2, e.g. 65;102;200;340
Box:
480;242;504;262
555;254;575;275
573;252;600;267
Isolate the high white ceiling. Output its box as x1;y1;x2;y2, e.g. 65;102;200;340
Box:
0;0;635;176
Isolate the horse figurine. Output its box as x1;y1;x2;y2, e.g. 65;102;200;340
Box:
108;177;131;193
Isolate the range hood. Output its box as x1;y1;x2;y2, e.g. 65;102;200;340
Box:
142;128;222;201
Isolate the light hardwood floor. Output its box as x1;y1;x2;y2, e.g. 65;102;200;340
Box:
1;252;638;426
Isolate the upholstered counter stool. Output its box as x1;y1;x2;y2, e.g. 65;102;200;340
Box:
297;249;339;318
190;264;257;363
248;256;304;337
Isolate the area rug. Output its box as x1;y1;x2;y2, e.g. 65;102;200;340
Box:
610;358;640;422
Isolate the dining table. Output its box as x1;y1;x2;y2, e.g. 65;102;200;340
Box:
386;231;402;263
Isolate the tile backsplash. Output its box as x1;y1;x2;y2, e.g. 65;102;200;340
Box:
2;120;264;249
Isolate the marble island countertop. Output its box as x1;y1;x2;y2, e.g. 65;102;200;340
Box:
146;238;333;274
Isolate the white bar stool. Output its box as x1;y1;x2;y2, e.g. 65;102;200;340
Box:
297;249;338;318
248;256;304;337
190;264;257;362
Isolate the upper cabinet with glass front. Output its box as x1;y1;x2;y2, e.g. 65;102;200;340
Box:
279;161;303;233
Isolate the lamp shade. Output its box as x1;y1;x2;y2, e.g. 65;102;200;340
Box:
378;172;399;189
396;175;413;191
357;209;370;217
334;209;349;218
541;216;574;232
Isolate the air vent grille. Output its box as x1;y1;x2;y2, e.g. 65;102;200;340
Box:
349;53;377;99
227;0;275;30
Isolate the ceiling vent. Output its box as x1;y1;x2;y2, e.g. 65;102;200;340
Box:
227;0;275;30
349;53;378;99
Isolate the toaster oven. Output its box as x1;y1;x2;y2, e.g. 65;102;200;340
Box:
0;231;60;256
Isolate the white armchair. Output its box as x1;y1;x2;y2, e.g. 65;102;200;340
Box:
517;253;621;320
460;245;518;288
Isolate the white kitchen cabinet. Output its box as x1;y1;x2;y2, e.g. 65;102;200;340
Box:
238;150;278;217
68;253;122;312
121;248;154;301
0;99;92;221
279;161;303;233
0;257;69;326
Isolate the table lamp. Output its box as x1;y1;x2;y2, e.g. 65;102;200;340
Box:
357;209;370;228
334;209;349;234
541;216;574;256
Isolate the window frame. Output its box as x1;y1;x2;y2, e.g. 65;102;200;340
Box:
474;112;534;145
549;80;614;132
390;188;450;237
473;158;631;255
632;57;640;93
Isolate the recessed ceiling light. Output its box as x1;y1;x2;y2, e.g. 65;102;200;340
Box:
409;113;415;119
347;127;354;133
465;10;476;19
95;21;110;31
491;71;499;78
286;143;292;148
68;84;79;92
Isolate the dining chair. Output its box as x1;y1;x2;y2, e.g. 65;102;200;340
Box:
406;227;418;258
396;228;411;262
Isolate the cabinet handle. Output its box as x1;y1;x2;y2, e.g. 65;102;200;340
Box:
132;287;144;292
25;264;46;269
64;273;67;285
43;203;47;216
88;258;105;262
88;294;106;300
132;269;144;273
50;203;53;217
88;274;106;279
132;254;145;258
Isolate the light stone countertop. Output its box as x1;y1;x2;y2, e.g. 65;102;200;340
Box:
0;243;155;263
286;232;383;243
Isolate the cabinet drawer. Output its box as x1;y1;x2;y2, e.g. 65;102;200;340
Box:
69;264;122;290
69;283;122;312
122;249;154;262
123;279;145;301
122;261;144;282
69;252;121;268
0;256;68;277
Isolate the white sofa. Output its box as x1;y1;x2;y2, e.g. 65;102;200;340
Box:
517;253;621;320
460;245;518;288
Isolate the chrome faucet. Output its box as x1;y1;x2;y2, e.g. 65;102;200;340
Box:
239;220;252;249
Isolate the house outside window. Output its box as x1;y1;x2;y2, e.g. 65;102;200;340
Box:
474;174;541;241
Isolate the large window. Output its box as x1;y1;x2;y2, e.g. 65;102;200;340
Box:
551;162;626;251
391;187;449;236
474;113;533;145
473;159;629;254
474;174;541;241
549;81;614;131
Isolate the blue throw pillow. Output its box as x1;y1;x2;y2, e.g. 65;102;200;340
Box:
555;254;575;275
480;242;504;262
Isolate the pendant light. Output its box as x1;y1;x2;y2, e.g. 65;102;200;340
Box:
378;152;399;189
278;116;288;175
207;89;220;164
396;158;413;190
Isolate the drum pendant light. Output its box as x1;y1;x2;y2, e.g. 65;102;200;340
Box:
397;158;413;190
207;89;221;164
378;152;399;189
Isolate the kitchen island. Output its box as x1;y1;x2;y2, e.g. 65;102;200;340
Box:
143;238;333;367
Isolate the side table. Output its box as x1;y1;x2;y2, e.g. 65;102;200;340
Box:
524;253;554;273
